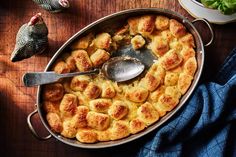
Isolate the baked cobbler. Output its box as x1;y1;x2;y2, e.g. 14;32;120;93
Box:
43;15;197;143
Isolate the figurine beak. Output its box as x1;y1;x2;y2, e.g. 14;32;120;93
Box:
10;47;28;62
10;50;22;62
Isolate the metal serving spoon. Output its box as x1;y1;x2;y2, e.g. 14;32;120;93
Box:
23;56;145;87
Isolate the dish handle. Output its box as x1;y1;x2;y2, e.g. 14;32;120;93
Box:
192;18;214;47
27;109;52;140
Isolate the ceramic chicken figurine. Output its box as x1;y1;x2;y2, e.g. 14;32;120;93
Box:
32;0;70;12
11;13;48;62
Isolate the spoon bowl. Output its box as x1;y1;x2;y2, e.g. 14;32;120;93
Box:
102;56;145;82
23;56;145;87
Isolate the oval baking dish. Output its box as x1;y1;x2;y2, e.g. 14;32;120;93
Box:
27;8;214;148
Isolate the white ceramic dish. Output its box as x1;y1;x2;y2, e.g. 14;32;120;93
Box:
179;0;236;24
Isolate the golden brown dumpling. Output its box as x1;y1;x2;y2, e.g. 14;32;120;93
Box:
139;72;161;92
138;15;155;35
72;50;92;72
169;19;186;38
125;101;138;121
153;104;166;117
149;62;166;83
164;72;179;86
46;112;63;133
168;65;183;73
101;81;116;98
154;94;179;117
43;101;60;114
181;47;196;62
160;49;183;70
159;94;179;110
62;53;76;71
151;36;169;56
155;15;170;31
137;102;159;125
149;86;166;103
108;100;129;120
161;30;174;43
63;81;74;93
71;106;89;128
71;33;94;50
129;118;146;134
165;86;181;99
169;39;183;52
89;98;112;113
43;83;64;101
178;73;193;94
110;120;130;140
90;49;110;67
128;17;139;35
125;86;149;103
61;120;78;138
86;111;110;131
179;33;195;48
183;57;197;76
70;75;90;91
131;35;146;50
53;60;70;74
76;129;98;143
86;41;97;56
74;91;88;106
59;94;78;118
94;33;112;50
84;82;101;99
96;130;110;141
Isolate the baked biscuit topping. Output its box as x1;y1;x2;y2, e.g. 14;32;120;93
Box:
43;14;197;143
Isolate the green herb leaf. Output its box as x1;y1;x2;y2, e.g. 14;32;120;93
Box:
200;0;236;14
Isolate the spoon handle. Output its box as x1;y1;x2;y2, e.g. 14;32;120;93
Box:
23;69;99;87
59;69;99;78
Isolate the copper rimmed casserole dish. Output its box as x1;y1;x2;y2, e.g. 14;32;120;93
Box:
27;8;214;148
